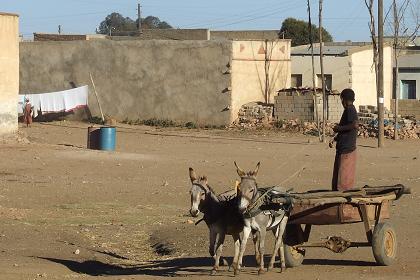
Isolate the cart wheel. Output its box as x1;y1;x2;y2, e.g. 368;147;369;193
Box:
283;224;305;268
372;222;397;266
284;244;305;268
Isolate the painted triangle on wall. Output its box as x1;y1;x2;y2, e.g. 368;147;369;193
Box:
258;44;266;54
279;45;285;54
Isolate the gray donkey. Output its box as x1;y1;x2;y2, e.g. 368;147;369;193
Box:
233;162;290;275
188;168;259;275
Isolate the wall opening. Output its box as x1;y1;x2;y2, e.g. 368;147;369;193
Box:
291;74;303;87
317;74;333;91
400;80;416;99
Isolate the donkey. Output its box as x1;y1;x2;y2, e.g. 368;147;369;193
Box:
188;167;245;275
233;162;289;275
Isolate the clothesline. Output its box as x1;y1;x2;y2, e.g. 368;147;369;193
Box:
18;86;89;117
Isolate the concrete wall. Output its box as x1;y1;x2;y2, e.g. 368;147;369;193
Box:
95;30;279;41
274;91;315;121
291;55;349;90
34;33;87;41
274;91;343;122
20;40;232;125
138;29;209;40
396;51;420;99
211;30;279;41
110;29;210;41
0;13;19;136
230;40;291;121
351;46;393;109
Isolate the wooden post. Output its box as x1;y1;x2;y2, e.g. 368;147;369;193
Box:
89;73;105;123
393;0;399;140
319;0;326;143
307;0;321;141
378;0;385;147
264;39;270;104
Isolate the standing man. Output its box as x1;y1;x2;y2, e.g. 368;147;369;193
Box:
331;89;358;191
23;98;33;127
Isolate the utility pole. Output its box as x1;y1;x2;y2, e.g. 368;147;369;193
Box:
393;0;399;140
319;0;326;143
58;25;62;34
378;0;385;147
264;40;270;104
137;1;142;33
308;0;321;141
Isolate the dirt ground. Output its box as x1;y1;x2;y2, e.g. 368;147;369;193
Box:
0;121;419;280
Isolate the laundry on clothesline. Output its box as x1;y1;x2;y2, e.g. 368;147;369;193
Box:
18;86;89;116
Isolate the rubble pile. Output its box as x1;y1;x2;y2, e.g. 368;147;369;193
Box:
235;102;273;129
233;103;419;139
357;105;419;139
358;105;395;124
232;117;419;139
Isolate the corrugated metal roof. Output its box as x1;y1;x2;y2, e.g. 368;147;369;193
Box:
292;42;371;56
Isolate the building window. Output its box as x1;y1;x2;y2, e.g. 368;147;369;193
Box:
317;74;332;90
400;80;416;99
291;74;303;87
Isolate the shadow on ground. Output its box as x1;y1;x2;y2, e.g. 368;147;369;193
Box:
38;256;227;277
303;259;377;266
37;255;378;277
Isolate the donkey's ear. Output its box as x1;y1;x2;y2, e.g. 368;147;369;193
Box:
200;176;208;185
189;167;197;182
234;180;241;192
251;162;261;177
234;161;246;177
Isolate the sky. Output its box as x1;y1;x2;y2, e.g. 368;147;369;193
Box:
0;0;417;41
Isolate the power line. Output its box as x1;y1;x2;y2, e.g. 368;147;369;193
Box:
211;2;305;29
183;1;303;29
182;1;297;28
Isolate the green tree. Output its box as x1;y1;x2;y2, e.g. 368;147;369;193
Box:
97;12;137;35
97;13;172;35
280;18;333;46
137;16;172;29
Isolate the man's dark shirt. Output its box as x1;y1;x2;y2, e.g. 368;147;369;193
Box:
336;104;358;154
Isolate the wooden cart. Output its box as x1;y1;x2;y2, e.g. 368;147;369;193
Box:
270;184;411;267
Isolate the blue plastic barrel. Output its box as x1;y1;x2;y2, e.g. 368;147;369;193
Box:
99;126;116;151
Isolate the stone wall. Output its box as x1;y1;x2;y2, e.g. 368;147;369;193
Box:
236;102;273;128
391;99;420;120
0;13;19;136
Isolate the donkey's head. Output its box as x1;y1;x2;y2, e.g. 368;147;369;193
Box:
234;161;260;214
188;167;211;217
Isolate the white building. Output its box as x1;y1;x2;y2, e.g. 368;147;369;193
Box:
291;42;393;110
0;12;19;136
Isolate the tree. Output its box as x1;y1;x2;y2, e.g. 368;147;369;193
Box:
97;13;172;35
138;16;172;29
280;17;333;46
97;12;137;35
